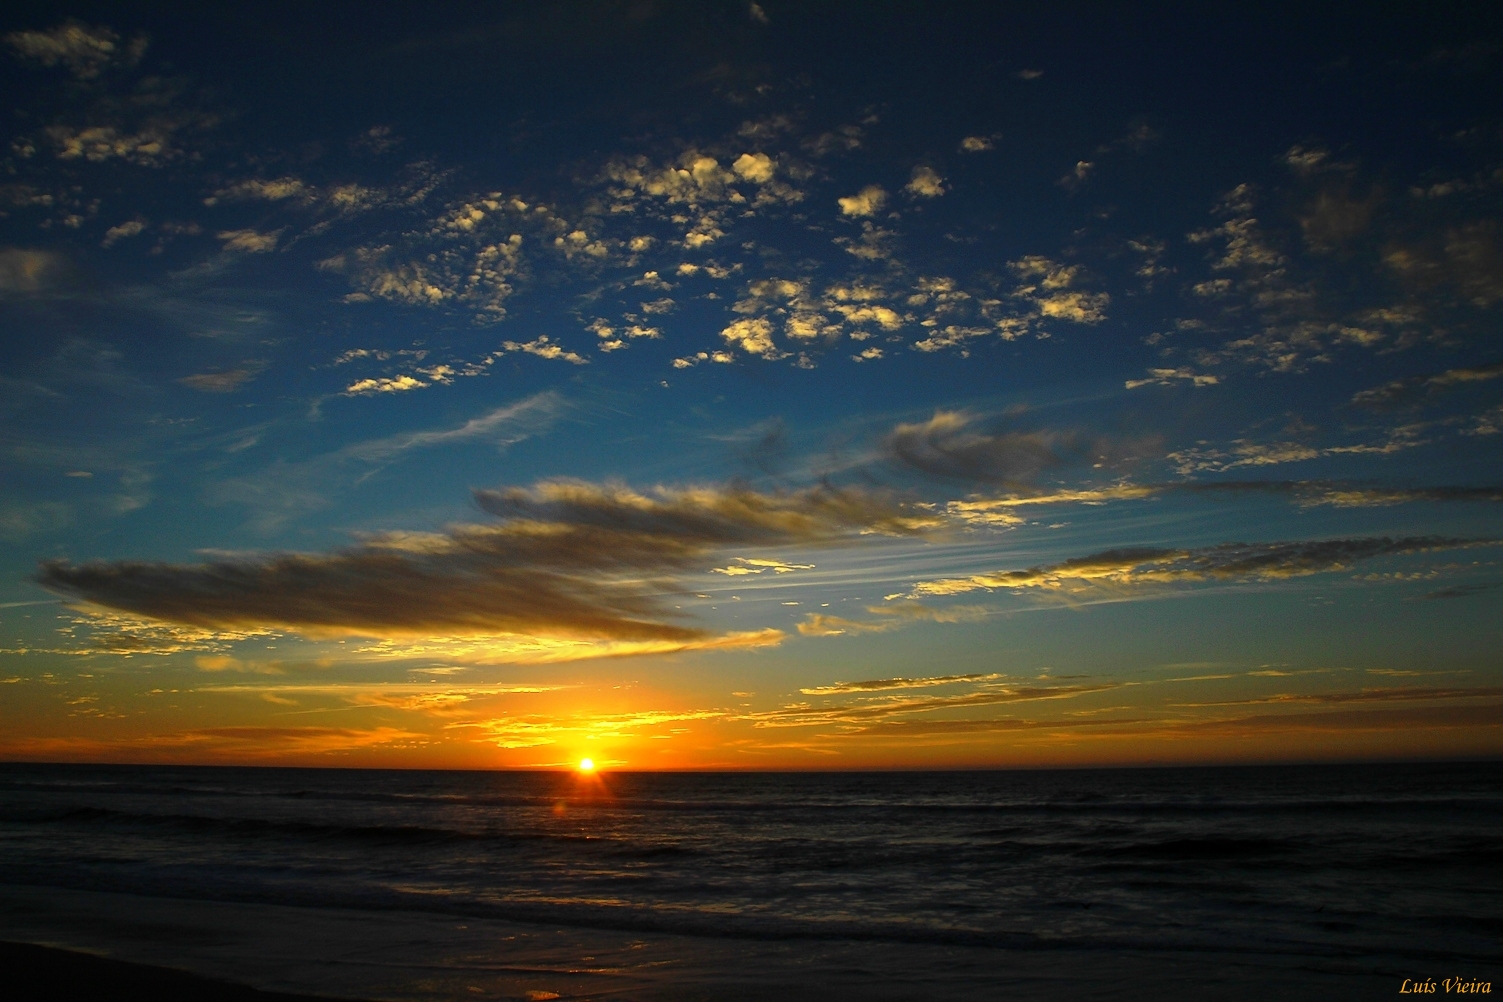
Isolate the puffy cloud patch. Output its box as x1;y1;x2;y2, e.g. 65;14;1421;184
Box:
1008;256;1109;324
500;336;588;365
905;166;946;198
5;21;144;79
837;185;887;217
720;317;781;358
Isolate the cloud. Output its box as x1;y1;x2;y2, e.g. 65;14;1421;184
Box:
217;229;282;254
1008;256;1109;324
740;683;1115;728
1059;160;1093;190
47;124;185;167
959;135;995;152
1125;367;1220;389
1350;361;1503;408
886;410;1091;486
1418;582;1501;600
1165;425;1430;474
0;248;66;292
795;613;902;637
500;336;588;365
38;480;939;659
720;317;782;358
1385;221;1503;308
672;350;736;368
909;535;1496;598
711;557;815;576
178;362;266;393
800;672;1006;694
837;185;888;217
905;166;946;198
0;500;72;541
5;21;143;79
204;394;562;531
101;219;147;248
205;177;312;205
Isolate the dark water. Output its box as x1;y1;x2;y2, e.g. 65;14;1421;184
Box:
0;762;1500;995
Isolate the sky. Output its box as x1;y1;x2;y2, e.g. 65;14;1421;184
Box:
1;1;1501;770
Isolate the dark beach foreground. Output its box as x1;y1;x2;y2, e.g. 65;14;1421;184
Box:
1;940;343;1002
0;877;1436;1001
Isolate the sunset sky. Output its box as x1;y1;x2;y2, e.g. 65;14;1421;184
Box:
2;2;1501;769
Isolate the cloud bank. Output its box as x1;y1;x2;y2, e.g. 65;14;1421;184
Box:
39;480;939;655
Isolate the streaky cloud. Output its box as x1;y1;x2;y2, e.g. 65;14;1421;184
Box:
910;535;1499;597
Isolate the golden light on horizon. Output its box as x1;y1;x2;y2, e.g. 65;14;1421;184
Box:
578;757;594;772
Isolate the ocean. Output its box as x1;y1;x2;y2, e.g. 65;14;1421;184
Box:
0;761;1498;1000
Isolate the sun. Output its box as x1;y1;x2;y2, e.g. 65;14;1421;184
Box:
578;757;594;772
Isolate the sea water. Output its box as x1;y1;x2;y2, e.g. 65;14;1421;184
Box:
0;762;1498;999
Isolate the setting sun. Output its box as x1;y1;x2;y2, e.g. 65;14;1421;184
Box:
578;758;594;773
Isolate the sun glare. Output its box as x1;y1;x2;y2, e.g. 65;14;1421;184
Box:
578;758;594;772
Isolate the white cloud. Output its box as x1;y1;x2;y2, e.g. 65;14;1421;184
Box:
905;166;946;198
217;229;281;254
837;185;888;217
1125;367;1220;389
101;219;146;248
500;336;588;365
720;317;782;357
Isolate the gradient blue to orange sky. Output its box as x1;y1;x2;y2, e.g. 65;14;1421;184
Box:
1;2;1500;770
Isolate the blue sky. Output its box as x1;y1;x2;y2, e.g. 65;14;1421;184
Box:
1;2;1501;768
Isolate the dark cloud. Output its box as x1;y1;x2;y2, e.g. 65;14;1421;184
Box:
39;480;938;645
1384;221;1503;308
886;410;1096;486
1417;582;1501;600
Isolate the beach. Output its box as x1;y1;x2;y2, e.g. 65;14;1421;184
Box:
0;884;1402;1001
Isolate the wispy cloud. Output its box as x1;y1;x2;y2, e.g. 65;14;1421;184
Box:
800;672;1006;694
910;535;1497;598
1351;361;1503;408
